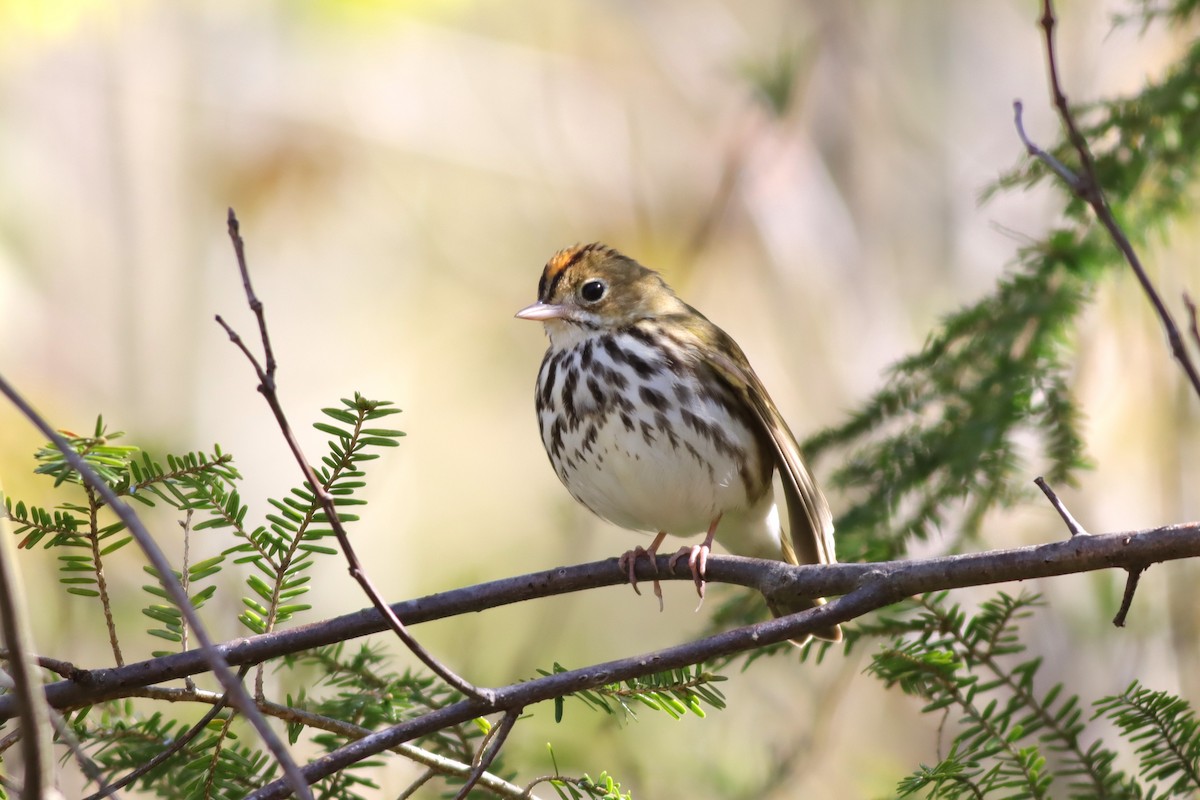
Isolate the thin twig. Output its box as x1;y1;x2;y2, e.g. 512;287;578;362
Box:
1018;0;1200;402
84;485;122;667
180;509;197;694
397;769;437;800
1012;100;1080;188
0;375;313;800
217;209;490;704
1113;567;1143;628
0;651;79;680
455;709;521;800
1184;293;1200;354
1034;476;1087;536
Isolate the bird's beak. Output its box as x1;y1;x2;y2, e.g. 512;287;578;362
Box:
515;301;568;321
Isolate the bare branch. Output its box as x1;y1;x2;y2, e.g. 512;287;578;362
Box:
397;770;437;800
1184;293;1200;354
3;523;1196;725
1034;476;1087;536
0;652;79;680
1113;568;1143;628
243;522;1194;796
1012;100;1081;188
455;709;521;799
1016;0;1200;402
218;210;489;704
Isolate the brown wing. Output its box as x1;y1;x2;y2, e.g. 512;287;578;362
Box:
705;338;836;569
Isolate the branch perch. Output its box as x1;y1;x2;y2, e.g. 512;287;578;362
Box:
3;522;1195;727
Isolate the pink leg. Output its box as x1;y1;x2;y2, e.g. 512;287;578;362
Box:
668;514;721;606
617;531;669;611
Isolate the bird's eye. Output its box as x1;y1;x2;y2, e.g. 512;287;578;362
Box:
580;279;607;303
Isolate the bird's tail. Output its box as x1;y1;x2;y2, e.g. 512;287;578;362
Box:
719;505;841;645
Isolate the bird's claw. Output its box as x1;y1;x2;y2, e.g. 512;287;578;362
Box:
618;546;664;611
668;543;710;609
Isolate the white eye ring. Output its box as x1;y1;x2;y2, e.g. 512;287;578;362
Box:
580;279;607;303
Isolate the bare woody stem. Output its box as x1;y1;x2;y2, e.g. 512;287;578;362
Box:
1015;0;1200;403
216;209;490;704
84;485;123;667
1015;0;1200;630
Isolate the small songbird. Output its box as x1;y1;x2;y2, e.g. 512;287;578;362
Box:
516;243;840;642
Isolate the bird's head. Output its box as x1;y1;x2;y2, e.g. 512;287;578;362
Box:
515;244;685;340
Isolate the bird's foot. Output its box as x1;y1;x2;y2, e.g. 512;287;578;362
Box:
668;543;710;609
618;532;668;611
668;515;721;611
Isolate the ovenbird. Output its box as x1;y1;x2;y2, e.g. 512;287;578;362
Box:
517;243;840;642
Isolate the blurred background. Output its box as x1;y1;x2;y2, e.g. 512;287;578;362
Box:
1;0;1198;796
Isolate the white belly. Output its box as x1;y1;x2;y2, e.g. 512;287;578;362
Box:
563;406;749;533
536;327;771;537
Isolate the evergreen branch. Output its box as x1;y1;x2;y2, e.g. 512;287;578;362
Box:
82;665;251;800
120;450;238;501
202;714;239;799
82;682;536;798
526;770;632;800
870;643;1050;798
4;498;83;544
541;662;726;721
239;400;399;694
804;234;1094;561
0;373;314;800
83;485;123;667
30;419;139;488
80;710;276;799
915;594;1133;799
249;398;395;643
1096;682;1200;795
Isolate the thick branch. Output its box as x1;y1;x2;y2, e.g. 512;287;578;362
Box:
4;522;1196;725
259;512;1184;800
